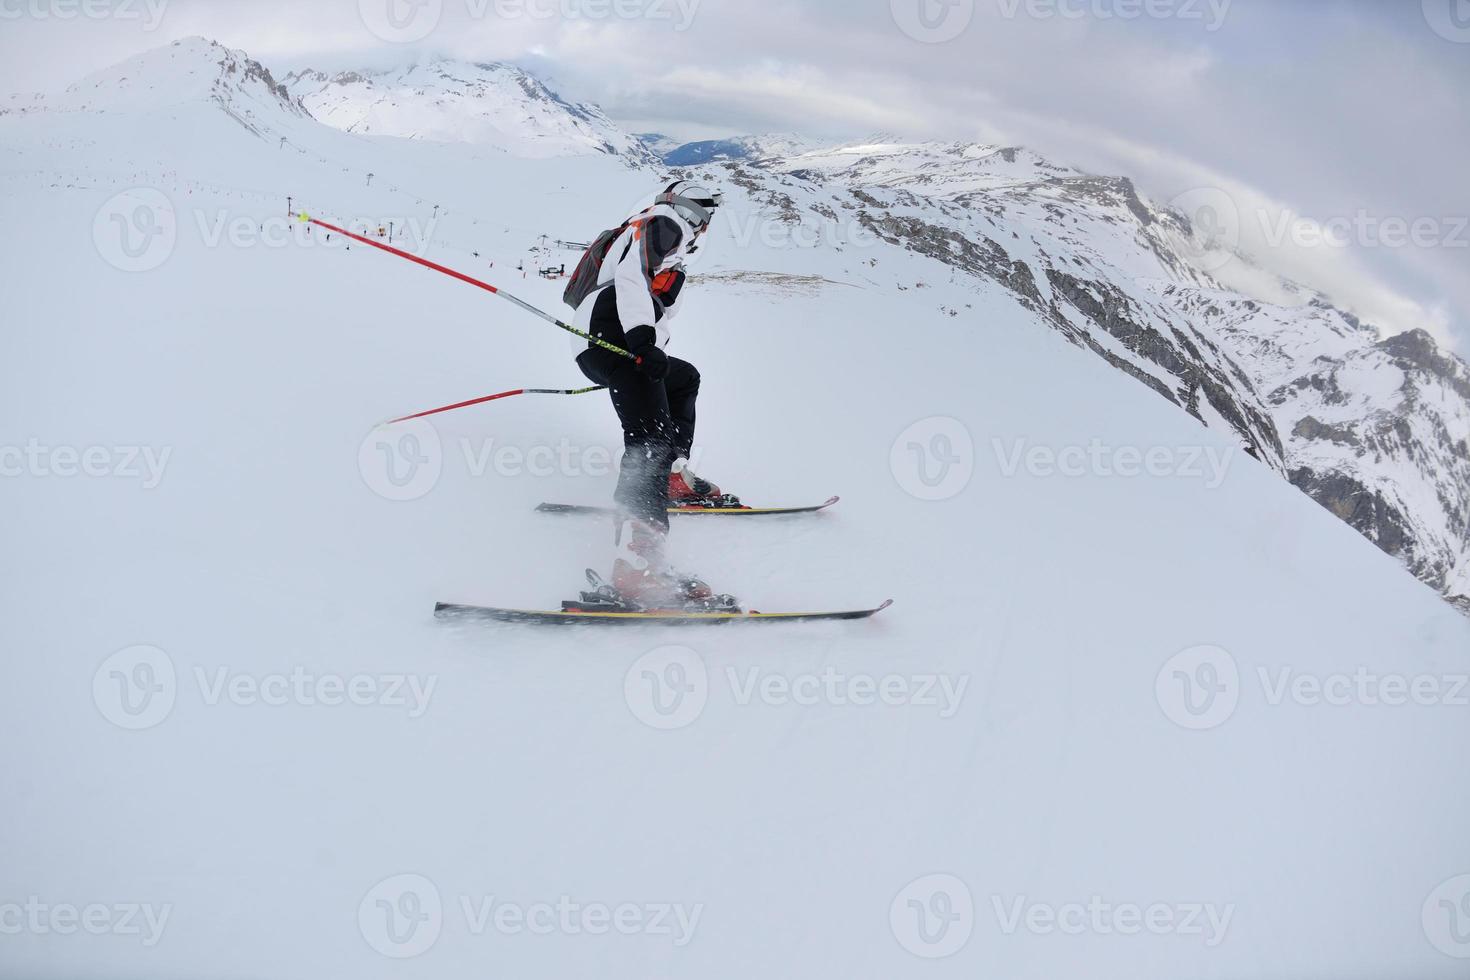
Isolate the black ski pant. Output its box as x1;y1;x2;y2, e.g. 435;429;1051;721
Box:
576;292;699;531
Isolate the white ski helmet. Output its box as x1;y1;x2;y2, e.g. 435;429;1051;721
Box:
656;179;723;231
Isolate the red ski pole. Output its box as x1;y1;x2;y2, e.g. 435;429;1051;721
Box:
292;211;639;364
383;385;607;426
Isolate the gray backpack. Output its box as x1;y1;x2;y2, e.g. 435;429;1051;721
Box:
562;221;631;309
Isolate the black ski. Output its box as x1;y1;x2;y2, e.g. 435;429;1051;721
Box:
434;599;892;626
437;569;890;626
536;496;840;518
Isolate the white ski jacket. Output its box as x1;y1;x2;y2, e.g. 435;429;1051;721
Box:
572;202;698;349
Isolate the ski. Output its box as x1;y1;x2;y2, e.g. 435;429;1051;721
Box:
535;496;841;517
434;599;892;626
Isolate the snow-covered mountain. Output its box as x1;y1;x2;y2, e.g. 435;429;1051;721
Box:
725;139;1289;466
283;59;659;165
0;37;304;136
777;139;1079;193
4;39;1470;979
1164;290;1470;601
695;137;1469;611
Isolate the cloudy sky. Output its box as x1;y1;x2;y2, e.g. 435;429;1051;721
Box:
3;0;1467;355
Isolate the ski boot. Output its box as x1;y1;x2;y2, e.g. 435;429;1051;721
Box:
565;518;740;613
668;457;744;510
566;570;742;615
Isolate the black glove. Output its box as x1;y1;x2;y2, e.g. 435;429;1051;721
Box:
624;325;668;380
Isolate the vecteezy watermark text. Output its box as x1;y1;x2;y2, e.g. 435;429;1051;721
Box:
996;0;1231;30
359;420;704;503
357;0;700;44
624;647;971;730
726;667;968;717
888;875;1234;957
891;0;1229;44
93;645;439;731
193;211;441;254
1168;186;1470;275
484;0;700;29
1156;644;1470;731
991;894;1234;947
357;873;703;959
194;667;437;718
0;440;171;489
1258;666;1470;708
0;898;171;946
460;895;702;945
993;438;1234;488
0;0;169;29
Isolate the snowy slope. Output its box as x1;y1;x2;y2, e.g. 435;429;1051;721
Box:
3;40;1470;980
284;59;658;165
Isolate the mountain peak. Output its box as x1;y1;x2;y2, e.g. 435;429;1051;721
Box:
284;59;657;165
4;36;304;128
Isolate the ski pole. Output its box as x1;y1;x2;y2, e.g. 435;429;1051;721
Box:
383;385;607;426
291;212;639;363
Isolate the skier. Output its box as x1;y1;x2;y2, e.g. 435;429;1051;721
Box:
567;180;733;607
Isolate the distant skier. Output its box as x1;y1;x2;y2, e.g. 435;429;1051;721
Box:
564;180;732;606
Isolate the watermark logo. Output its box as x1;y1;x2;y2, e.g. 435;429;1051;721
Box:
359;420;443;502
0;440;171;488
456;437;621;480
93;188;176;273
0;0;170;29
1155;645;1239;730
193;667;437;717
992;438;1234;488
1167;186;1240;274
359;874;443;958
891;0;974;42
625;646;708;730
358;430;658;501
891;416;974;501
1424;0;1470;42
358;0;702;39
95;651;437;729
194;211;440;254
727;667;969;717
0;898;172;946
486;0;702;30
996;0;1231;30
1258;209;1469;252
1424;874;1470;958
459;894;703;944
992;895;1233;946
1258;667;1468;708
1158;653;1468;730
721;209;884;252
1167;188;1465;274
890;873;974;958
359;0;442;42
93;645;176;730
